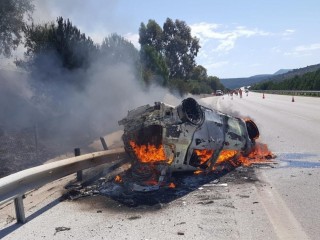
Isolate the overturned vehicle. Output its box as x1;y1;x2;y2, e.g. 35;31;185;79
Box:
118;97;259;192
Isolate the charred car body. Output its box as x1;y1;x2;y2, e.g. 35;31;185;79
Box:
118;98;259;191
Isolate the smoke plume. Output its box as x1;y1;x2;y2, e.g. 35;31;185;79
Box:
0;0;184;177
1;51;182;156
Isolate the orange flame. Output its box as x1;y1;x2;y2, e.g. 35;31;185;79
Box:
168;182;176;188
193;149;214;165
238;143;273;166
114;175;122;183
215;150;238;165
212;143;274;170
194;170;204;175
211;150;239;171
129;141;166;163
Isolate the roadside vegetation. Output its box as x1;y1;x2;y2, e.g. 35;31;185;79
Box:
251;67;320;91
1;0;225;97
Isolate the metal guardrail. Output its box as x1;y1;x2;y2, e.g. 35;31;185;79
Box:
0;147;126;223
251;90;320;97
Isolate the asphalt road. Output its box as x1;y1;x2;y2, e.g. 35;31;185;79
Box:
214;92;320;154
212;92;320;240
1;93;320;239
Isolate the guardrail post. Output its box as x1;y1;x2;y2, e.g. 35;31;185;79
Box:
100;137;108;150
74;148;82;181
14;195;26;223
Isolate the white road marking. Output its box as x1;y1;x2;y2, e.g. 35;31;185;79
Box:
255;171;310;240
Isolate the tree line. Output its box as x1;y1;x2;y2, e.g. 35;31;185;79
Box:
0;0;225;96
251;69;320;91
139;19;225;94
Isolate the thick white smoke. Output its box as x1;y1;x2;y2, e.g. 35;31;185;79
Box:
0;0;185;177
1;51;182;153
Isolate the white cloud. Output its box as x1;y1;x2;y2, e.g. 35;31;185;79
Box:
282;29;296;36
124;33;140;49
284;43;320;56
191;23;226;39
271;46;282;53
294;43;320;52
206;61;229;69
281;29;296;40
191;22;271;53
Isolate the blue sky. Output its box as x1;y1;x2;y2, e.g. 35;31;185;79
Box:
29;0;320;78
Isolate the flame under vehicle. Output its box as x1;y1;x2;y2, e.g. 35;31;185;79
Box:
118;98;259;192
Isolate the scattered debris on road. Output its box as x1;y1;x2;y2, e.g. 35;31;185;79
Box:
64;97;275;206
54;226;71;235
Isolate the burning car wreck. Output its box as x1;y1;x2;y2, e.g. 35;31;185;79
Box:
117;97;261;192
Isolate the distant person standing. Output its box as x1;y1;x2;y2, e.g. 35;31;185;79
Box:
244;87;249;96
239;88;243;98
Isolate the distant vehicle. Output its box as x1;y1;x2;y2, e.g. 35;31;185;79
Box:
216;90;223;96
244;86;251;93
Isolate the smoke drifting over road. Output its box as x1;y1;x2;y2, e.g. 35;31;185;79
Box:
0;47;184;178
2;56;179;147
0;70;35;129
0;1;184;177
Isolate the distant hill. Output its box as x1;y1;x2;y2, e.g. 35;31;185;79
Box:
251;64;320;90
221;64;320;89
258;63;320;84
221;74;272;89
273;69;291;75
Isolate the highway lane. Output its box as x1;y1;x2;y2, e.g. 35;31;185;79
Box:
1;93;320;239
215;92;320;154
213;92;320;239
